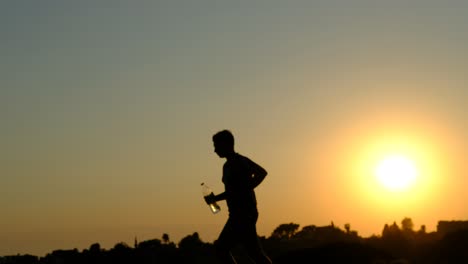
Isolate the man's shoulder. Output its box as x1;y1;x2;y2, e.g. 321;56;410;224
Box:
234;153;252;162
234;153;260;170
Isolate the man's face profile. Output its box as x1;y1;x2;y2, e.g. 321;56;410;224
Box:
214;141;228;158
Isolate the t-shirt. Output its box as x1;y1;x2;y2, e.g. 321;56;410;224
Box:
222;153;258;216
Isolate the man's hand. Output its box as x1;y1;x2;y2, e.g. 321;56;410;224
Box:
204;193;216;205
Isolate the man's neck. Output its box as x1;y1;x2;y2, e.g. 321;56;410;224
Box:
225;151;236;161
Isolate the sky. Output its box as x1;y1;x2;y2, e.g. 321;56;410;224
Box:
1;0;467;257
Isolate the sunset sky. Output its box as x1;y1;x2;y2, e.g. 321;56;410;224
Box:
1;1;467;256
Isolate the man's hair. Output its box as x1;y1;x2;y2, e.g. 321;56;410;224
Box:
213;129;235;147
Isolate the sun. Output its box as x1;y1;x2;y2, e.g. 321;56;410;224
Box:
375;154;418;191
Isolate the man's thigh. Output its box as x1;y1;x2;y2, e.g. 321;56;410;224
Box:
217;215;257;247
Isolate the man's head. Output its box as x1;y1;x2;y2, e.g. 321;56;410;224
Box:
212;130;235;158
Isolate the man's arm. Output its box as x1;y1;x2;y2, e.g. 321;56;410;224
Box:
249;160;268;189
214;192;228;201
205;191;227;205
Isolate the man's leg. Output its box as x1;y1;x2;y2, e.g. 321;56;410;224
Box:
215;218;238;264
244;239;272;264
242;215;272;264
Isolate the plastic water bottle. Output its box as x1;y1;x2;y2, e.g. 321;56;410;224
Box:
201;183;221;214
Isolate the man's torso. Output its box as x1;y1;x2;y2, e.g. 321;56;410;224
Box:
222;153;257;215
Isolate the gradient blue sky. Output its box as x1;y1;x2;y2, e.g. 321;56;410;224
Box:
1;1;467;256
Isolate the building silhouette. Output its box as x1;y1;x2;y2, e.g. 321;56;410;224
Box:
437;220;468;237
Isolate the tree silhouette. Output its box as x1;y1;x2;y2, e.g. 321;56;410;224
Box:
138;239;162;250
401;217;414;233
109;242;133;264
162;233;170;244
178;232;204;251
271;222;300;240
382;222;401;238
418;225;426;234
177;232;217;263
344;223;351;234
89;243;101;253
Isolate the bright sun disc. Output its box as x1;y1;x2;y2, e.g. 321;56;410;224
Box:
375;155;418;191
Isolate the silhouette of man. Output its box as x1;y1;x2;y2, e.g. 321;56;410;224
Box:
205;130;272;264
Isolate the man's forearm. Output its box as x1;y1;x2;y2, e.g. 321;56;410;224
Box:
251;172;267;189
215;192;228;201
